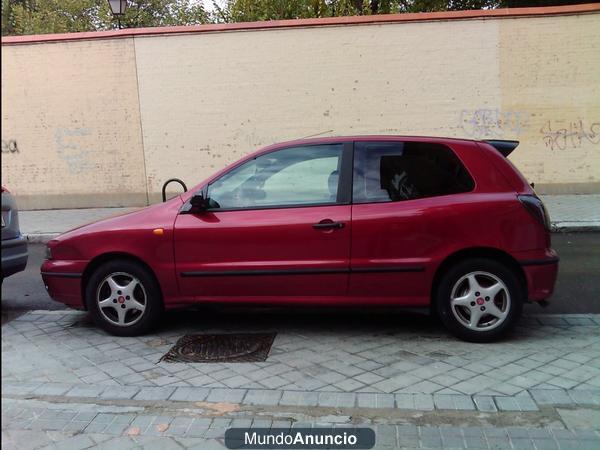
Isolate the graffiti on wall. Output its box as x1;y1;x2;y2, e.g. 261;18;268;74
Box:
460;109;600;151
460;109;531;139
540;119;600;151
1;139;19;154
55;128;90;173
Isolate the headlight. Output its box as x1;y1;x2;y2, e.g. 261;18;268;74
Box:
45;245;52;260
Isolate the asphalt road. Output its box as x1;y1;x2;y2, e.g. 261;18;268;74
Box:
2;233;599;319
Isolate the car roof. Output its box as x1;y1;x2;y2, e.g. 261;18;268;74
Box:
259;135;479;151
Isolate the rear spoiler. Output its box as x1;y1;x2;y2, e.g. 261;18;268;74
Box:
483;140;519;157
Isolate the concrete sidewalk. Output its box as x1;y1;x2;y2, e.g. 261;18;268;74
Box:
18;194;600;243
3;310;600;449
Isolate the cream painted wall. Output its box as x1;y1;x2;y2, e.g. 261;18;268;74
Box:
1;38;147;209
135;20;503;201
499;14;600;193
2;11;599;209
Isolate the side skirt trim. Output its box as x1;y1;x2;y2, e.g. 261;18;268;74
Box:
519;257;560;266
40;272;82;278
180;266;425;277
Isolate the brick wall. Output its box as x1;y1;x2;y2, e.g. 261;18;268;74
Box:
2;6;599;209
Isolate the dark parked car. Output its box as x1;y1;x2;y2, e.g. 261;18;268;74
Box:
41;136;558;342
1;186;28;283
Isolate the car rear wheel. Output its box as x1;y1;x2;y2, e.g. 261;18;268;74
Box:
436;258;523;342
85;260;163;336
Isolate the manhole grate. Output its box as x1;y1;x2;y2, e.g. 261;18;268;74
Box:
160;333;276;363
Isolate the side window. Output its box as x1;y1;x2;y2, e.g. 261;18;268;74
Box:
353;141;474;203
207;144;344;209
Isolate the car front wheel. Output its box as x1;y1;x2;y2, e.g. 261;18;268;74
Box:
436;258;523;342
85;260;163;336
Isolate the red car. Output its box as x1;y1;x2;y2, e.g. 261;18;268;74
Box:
41;136;558;342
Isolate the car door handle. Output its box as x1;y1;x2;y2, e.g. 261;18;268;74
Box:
312;220;345;230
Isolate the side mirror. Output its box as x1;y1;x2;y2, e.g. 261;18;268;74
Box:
190;193;210;212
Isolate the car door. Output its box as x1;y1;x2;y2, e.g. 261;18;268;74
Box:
174;142;353;301
349;140;476;306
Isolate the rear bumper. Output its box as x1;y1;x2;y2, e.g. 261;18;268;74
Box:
1;235;28;278
518;248;559;301
41;259;87;309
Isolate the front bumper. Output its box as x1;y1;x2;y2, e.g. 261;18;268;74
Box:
41;259;87;309
1;234;28;278
518;248;559;301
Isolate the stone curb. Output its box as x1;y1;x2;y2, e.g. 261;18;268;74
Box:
551;221;600;232
3;381;600;413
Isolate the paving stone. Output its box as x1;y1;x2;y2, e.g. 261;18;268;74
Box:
61;421;89;433
356;393;395;409
186;422;211;437
133;387;176;401
568;390;600;406
464;433;487;449
99;386;140;400
169;387;210;402
317;392;356;408
243;389;282;406
2;382;44;396
230;418;252;428
515;393;539;411
493;396;516;411
65;385;106;398
73;412;97;422
473;395;498;412
413;393;435;411
279;391;319;407
31;383;74;397
205;388;246;404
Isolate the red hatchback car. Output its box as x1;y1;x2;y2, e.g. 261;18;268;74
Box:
42;136;558;342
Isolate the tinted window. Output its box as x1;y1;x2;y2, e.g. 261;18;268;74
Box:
207;144;343;209
353;141;474;203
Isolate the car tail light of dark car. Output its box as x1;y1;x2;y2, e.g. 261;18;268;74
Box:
518;194;551;231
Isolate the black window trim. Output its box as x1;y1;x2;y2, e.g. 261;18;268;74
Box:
181;142;354;214
350;139;476;206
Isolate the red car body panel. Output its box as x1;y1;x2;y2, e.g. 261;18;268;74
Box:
41;136;558;311
174;205;351;300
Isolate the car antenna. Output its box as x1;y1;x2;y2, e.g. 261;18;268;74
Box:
299;130;334;139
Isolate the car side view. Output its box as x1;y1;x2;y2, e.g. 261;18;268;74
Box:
41;136;558;342
2;186;28;283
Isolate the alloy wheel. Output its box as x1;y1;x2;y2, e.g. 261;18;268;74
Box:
96;272;147;327
449;271;511;331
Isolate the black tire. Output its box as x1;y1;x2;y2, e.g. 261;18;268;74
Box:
85;259;163;336
436;258;523;343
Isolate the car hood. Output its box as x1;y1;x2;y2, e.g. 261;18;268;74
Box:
52;196;184;242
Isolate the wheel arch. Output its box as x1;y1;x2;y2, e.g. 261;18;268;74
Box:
431;247;528;307
81;252;163;310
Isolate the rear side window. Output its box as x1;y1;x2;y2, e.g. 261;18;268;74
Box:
353;141;474;203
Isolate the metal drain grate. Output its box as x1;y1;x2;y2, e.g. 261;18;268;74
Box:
160;333;276;363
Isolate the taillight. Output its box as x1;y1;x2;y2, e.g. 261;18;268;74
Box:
518;194;551;231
